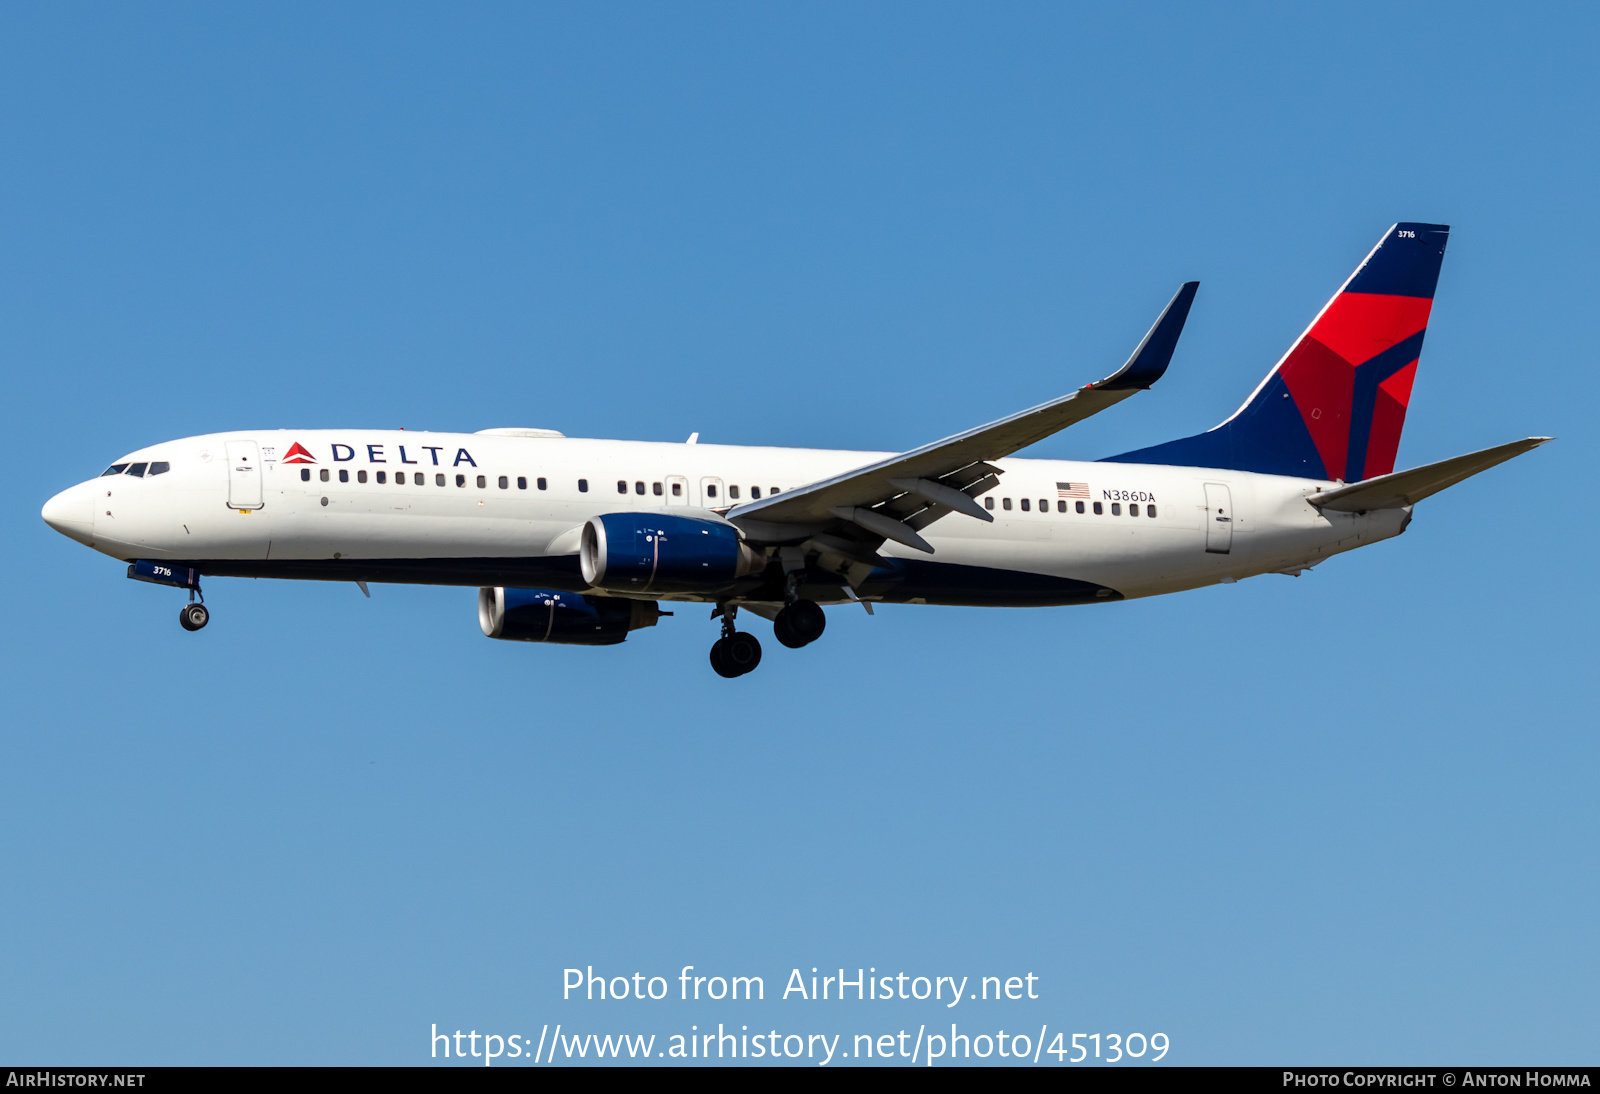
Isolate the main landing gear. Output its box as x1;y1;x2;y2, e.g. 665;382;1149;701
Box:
772;599;826;648
708;596;831;677
709;605;762;678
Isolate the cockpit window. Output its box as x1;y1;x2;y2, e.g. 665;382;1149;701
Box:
101;464;129;477
126;462;149;477
148;461;170;476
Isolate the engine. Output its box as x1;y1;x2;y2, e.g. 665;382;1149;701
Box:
579;513;766;594
478;587;661;645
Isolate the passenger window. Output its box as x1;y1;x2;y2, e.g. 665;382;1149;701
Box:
498;476;509;489
1002;498;1012;510
635;481;645;495
436;474;446;486
652;482;663;496
517;476;527;490
101;464;129;476
455;474;466;487
985;496;995;510
377;471;387;483
1057;500;1066;512
414;473;425;485
149;462;170;476
671;482;682;496
751;486;761;499
320;469;330;482
1039;499;1047;512
1111;502;1120;515
339;469;350;483
477;475;487;488
357;470;368;483
1076;501;1085;514
578;479;588;492
1092;501;1102;514
1130;503;1138;516
730;485;740;500
617;480;627;494
1148;504;1157;518
301;468;311;482
127;462;148;477
707;484;717;498
1020;498;1030;511
539;477;548;490
770;487;779;494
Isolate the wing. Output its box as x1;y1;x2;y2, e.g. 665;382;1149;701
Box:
727;281;1199;558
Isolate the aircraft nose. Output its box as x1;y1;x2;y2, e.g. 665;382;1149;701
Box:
42;483;95;544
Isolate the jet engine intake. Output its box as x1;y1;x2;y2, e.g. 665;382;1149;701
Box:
579;513;766;594
477;587;661;645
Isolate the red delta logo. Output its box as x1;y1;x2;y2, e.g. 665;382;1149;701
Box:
282;442;317;464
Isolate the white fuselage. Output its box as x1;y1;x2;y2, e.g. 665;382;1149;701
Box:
42;428;1409;606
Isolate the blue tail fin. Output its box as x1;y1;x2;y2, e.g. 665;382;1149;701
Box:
1106;223;1450;482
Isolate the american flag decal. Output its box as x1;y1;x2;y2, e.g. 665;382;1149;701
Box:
1056;481;1090;498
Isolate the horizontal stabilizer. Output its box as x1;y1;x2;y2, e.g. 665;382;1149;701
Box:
1307;437;1551;512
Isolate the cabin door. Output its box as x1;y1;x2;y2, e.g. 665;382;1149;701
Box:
226;440;263;510
1204;482;1233;554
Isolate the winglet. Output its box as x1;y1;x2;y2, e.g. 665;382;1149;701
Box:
1094;281;1200;391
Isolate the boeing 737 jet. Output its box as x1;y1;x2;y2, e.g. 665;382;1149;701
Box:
41;223;1547;676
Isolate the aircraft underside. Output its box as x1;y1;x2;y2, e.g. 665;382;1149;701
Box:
181;555;1123;608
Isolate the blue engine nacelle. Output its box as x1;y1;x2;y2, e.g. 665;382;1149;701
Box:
478;588;662;645
579;512;767;594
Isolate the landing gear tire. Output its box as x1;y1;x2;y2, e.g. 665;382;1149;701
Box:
179;603;210;631
726;631;762;674
709;631;762;677
773;600;826;648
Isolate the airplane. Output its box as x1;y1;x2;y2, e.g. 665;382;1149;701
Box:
41;222;1548;677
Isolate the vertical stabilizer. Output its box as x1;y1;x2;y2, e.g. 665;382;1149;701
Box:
1107;223;1450;482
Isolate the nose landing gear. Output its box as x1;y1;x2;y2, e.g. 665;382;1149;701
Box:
179;602;210;631
128;561;209;630
708;604;762;678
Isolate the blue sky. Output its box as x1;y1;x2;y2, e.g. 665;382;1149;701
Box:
2;2;1595;1066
